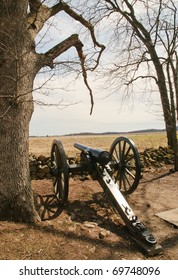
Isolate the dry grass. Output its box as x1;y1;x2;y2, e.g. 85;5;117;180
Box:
2;131;178;260
29;132;168;157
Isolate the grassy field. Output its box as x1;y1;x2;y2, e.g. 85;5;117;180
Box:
29;132;168;157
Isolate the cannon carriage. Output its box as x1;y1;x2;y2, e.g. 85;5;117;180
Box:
49;136;162;256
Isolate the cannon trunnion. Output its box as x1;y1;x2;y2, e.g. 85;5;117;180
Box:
50;136;163;256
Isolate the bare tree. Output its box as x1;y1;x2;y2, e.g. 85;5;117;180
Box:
76;0;178;169
0;0;104;222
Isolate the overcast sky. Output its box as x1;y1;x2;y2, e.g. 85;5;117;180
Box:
29;76;165;136
29;5;165;136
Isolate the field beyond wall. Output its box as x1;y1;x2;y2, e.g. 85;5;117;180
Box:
29;132;168;157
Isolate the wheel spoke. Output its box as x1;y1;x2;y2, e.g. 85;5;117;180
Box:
109;137;141;195
121;140;126;161
50;139;69;204
125;167;136;179
123;173;132;190
124;145;131;160
121;173;128;192
113;146;120;162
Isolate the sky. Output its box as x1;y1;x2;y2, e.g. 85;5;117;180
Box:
30;101;165;136
29;4;165;136
29;76;165;136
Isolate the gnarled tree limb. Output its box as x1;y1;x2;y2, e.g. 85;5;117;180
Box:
28;1;105;114
37;33;94;114
37;34;81;69
27;1;105;67
29;0;41;13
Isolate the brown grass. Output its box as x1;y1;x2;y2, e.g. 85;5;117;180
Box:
29;132;168;157
1;131;177;260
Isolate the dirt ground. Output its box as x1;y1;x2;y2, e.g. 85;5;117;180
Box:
0;164;178;260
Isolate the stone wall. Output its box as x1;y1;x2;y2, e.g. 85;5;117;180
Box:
29;154;51;180
29;146;174;180
139;146;174;168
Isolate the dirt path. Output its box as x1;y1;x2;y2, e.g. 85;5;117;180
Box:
0;166;178;260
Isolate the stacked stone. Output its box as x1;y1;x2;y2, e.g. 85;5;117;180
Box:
29;154;51;180
139;146;174;168
29;146;174;180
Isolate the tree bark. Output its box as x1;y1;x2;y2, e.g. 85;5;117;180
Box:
150;54;174;148
0;0;40;222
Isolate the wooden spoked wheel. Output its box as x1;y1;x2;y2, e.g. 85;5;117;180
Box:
109;137;141;195
50;139;69;205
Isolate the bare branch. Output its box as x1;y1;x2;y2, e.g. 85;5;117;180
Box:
37;33;94;114
33;99;78;108
27;1;105;114
27;0;105;66
37;34;82;69
60;1;105;70
125;75;158;86
75;40;94;115
29;0;41;13
50;1;66;17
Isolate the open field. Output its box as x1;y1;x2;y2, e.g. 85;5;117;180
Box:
29;132;168;157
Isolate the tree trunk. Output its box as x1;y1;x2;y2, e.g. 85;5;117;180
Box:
150;49;178;170
0;0;40;222
157;80;175;149
0;100;40;222
148;45;175;148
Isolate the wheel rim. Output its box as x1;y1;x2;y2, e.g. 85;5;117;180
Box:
50;139;69;204
109;137;141;195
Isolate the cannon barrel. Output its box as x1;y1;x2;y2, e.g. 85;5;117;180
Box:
74;142;111;165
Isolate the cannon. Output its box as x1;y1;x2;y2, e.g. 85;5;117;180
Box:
50;136;162;256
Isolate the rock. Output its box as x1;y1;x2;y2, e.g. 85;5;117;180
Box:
89;246;96;253
83;222;97;228
70;213;76;221
29;146;175;180
68;226;77;232
95;219;103;225
37;155;46;163
38;165;50;174
99;230;109;239
29;165;37;172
